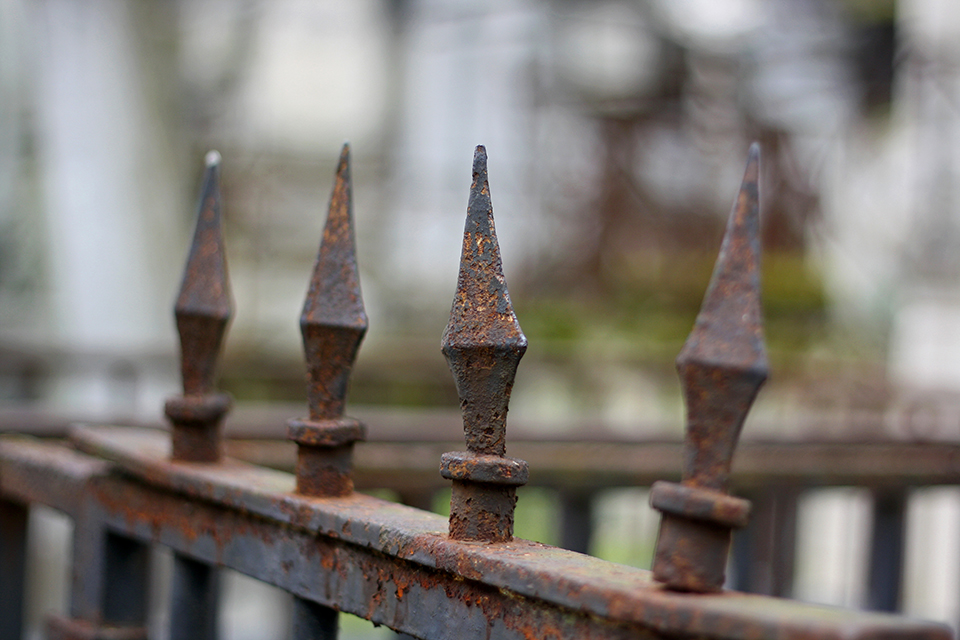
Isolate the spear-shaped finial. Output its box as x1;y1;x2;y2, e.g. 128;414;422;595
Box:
651;143;766;592
287;144;368;497
165;151;233;462
440;146;529;542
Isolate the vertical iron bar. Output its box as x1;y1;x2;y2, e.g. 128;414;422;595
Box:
650;144;766;593
48;508;149;639
170;554;220;640
291;597;338;640
68;510;106;623
731;487;798;597
440;145;529;543
867;489;906;612
288;143;367;498
166;150;233;463
157;149;231;640
102;532;150;625
0;499;28;640
396;489;436;513
558;489;594;554
769;488;798;598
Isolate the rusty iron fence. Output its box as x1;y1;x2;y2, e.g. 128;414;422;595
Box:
0;144;953;639
5;404;954;617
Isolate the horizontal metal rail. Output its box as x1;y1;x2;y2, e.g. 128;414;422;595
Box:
0;429;950;640
8;407;958;489
230;434;960;491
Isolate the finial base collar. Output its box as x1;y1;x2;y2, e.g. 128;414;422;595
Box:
287;417;366;447
165;393;231;463
440;451;528;485
287;416;365;497
650;481;752;593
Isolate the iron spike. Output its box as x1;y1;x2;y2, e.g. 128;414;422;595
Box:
676;142;767;491
174;150;232;397
441;145;527;456
300;143;368;421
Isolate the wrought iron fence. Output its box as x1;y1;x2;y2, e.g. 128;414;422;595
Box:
0;144;952;639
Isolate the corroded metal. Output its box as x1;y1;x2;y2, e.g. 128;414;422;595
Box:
47;615;147;640
165;151;232;463
651;143;768;593
288;144;367;497
5;429;949;640
440;146;528;542
0;499;27;640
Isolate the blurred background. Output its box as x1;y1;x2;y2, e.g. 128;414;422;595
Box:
3;0;960;637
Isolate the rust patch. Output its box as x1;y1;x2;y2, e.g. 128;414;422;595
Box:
295;444;356;497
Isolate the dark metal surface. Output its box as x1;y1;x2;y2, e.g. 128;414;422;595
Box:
652;144;768;593
440;146;529;542
289;144;367;497
166;150;232;462
558;489;595;554
226;436;960;496
170;553;220;640
731;487;799;597
8;427;939;640
102;533;151;625
0;498;27;640
7;405;960;488
292;597;338;640
47;505;150;639
867;489;907;612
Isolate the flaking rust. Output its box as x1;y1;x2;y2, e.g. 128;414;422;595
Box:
165;151;233;463
440;146;529;542
651;143;767;592
11;433;955;640
288;144;368;497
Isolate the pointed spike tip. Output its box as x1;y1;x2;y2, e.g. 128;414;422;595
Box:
299;146;367;420
175;152;232;397
443;144;524;350
467;145;490;225
671;145;767;491
442;146;526;455
300;143;364;329
473;145;487;172
744;142;759;182
677;143;765;373
330;144;350;197
205;150;221;168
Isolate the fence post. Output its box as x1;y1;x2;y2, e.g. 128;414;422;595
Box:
558;489;595;554
439;146;529;543
165;150;233;464
287;143;367;500
867;488;907;611
0;498;28;640
46;508;150;640
651;143;767;593
165;150;232;640
285;143;367;639
170;555;220;640
732;486;799;597
292;598;338;640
